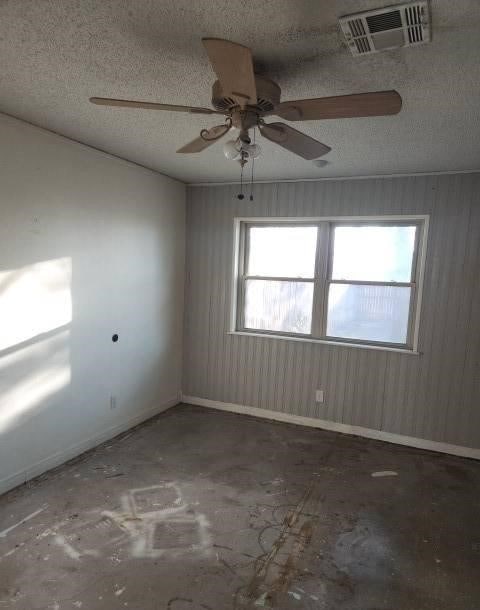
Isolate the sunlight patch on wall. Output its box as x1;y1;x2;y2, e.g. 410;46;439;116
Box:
0;329;71;433
0;257;72;351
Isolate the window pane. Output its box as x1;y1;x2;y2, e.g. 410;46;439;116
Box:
244;279;313;334
247;226;317;278
331;225;416;282
326;284;411;344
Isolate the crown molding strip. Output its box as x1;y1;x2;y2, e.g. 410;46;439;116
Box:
188;169;480;187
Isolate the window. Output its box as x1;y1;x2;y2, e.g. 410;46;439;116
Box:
233;217;427;351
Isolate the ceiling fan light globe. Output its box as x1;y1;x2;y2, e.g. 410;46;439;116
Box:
223;139;242;160
242;142;262;159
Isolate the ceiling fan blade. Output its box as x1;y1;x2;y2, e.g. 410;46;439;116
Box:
177;124;231;153
259;122;330;160
90;97;224;115
272;91;402;121
202;38;257;107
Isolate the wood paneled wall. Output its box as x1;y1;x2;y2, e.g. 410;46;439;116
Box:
184;174;480;449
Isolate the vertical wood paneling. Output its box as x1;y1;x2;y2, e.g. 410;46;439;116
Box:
183;174;480;449
451;175;480;446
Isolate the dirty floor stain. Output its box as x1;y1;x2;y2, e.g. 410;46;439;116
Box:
0;404;479;610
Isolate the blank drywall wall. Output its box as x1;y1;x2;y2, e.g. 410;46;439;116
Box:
183;175;480;451
0;113;185;494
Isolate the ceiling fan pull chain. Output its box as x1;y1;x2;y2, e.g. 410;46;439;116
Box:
238;157;245;200
249;128;256;202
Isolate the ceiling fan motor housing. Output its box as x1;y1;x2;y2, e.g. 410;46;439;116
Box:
211;75;281;113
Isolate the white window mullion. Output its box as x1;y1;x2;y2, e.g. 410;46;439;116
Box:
311;222;330;338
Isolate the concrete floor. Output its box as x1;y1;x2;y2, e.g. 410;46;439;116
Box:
1;404;479;610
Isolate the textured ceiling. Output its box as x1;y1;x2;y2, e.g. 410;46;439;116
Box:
1;0;479;183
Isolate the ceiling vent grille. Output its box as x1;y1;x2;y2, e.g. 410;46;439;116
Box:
339;2;430;56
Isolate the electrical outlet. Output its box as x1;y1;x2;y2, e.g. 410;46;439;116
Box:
315;389;324;403
110;395;117;409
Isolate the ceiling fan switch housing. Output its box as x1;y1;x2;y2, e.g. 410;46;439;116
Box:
212;76;281;113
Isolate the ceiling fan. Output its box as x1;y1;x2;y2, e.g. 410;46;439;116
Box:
90;38;402;165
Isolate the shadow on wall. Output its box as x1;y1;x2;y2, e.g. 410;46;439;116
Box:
0;258;72;435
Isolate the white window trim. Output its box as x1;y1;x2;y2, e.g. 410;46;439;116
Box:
230;215;429;354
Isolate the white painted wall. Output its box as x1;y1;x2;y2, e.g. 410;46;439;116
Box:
0;113;185;494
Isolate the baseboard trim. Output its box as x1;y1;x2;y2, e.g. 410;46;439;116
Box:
0;396;180;496
181;395;480;461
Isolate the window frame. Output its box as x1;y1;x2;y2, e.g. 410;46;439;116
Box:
231;215;429;354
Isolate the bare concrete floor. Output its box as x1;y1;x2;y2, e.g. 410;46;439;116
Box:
1;404;480;610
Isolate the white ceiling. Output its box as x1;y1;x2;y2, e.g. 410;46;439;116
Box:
1;0;479;183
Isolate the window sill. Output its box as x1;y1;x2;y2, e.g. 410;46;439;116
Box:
228;331;420;355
